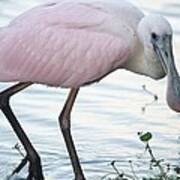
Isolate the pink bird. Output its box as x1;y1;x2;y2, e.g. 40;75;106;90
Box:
0;0;179;179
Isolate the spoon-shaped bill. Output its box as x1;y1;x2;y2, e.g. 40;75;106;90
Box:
153;34;180;112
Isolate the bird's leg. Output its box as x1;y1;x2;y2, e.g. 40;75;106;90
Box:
59;88;85;180
0;82;44;180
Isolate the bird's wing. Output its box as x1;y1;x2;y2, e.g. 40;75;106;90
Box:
0;1;131;87
10;1;109;29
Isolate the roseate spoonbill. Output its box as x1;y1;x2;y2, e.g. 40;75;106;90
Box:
0;0;179;179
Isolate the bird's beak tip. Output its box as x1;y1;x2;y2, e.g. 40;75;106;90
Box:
167;102;180;113
167;83;180;113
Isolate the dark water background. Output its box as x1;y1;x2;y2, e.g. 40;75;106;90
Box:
0;0;179;179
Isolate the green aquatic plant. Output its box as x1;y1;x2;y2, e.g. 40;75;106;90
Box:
102;132;180;180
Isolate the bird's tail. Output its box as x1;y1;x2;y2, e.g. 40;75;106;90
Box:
0;27;17;82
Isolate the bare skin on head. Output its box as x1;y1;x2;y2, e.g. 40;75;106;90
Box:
136;14;180;112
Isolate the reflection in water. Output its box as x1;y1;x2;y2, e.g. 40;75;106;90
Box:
0;0;179;179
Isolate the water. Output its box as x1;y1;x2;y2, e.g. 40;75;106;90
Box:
0;0;179;179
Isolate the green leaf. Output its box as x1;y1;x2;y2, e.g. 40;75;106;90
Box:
139;132;152;142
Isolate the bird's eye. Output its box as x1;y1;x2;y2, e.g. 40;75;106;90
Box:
151;33;158;41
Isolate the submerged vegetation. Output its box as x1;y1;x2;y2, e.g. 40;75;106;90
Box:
102;132;180;180
141;85;158;113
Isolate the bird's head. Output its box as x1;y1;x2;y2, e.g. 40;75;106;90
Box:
138;14;180;112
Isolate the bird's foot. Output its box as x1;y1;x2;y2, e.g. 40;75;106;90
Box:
11;154;43;180
27;153;44;180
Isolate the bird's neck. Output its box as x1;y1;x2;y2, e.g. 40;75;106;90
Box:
123;36;146;75
123;41;166;79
